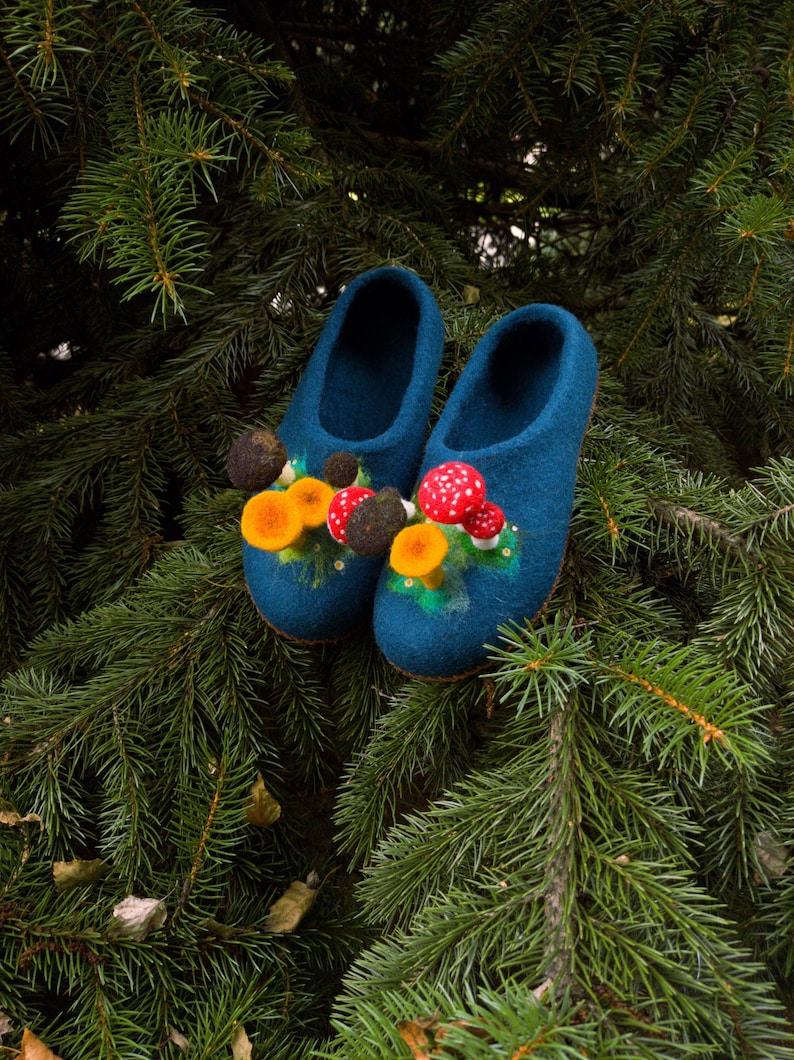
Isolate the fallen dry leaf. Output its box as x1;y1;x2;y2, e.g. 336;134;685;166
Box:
202;918;238;940
168;1025;189;1051
396;1012;491;1057
20;1027;62;1059
107;896;167;940
0;810;42;830
0;1010;12;1041
231;1022;253;1059
396;1019;433;1060
262;879;316;933
53;858;108;891
245;774;281;828
755;829;789;878
434;1020;491;1046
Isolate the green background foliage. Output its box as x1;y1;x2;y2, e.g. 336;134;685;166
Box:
1;1;794;1056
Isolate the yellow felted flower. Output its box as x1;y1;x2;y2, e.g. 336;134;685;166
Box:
390;522;448;590
241;490;305;552
286;477;336;529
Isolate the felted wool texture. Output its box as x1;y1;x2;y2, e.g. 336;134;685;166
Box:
277;267;445;496
243;540;383;641
243;267;444;642
373;303;599;678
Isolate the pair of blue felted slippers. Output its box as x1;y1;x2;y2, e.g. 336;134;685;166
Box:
229;267;598;680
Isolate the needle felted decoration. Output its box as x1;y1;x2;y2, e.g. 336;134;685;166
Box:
390;522;449;589
372;302;599;679
326;486;376;544
285;477;336;528
345;489;407;557
237;267;445;642
323;450;360;489
227;429;288;492
463;501;505;549
241;489;306;552
417;462;485;523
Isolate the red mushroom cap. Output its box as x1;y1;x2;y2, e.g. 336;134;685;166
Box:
417;462;486;524
462;501;505;539
326;486;375;543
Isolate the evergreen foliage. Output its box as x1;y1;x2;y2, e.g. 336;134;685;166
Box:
1;0;794;1056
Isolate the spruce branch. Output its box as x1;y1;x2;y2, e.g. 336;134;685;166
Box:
173;756;226;925
541;702;575;990
2;2;794;1053
605;663;726;746
650;498;756;563
0;39;45;132
184;87;315;183
615;225;702;369
110;702;143;891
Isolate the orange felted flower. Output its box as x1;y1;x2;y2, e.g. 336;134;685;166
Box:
241;490;305;552
390;522;448;590
286;477;336;529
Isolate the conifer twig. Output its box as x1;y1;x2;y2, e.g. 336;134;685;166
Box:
542;705;574;988
172;758;226;923
606;664;727;745
650;499;756;562
0;41;44;128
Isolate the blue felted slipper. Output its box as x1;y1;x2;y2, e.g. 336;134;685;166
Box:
371;303;598;679
235;267;444;642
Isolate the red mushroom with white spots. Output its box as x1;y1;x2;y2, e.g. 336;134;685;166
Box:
417;462;486;524
462;501;505;550
326;486;375;544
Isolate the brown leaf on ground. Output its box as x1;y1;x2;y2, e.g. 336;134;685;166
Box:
245;774;281;828
168;1025;189;1051
231;1023;253;1059
20;1028;63;1059
107;896;167;940
396;1019;434;1060
262;880;316;932
434;1019;492;1045
53;858;108;891
755;829;789;877
396;1013;492;1057
0;810;42;830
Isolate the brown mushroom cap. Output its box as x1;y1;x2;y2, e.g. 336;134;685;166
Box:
324;451;360;489
227;430;288;491
417;462;486;523
326;486;375;543
345;490;408;556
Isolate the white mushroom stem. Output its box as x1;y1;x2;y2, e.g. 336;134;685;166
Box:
401;499;416;519
276;461;296;487
469;533;501;550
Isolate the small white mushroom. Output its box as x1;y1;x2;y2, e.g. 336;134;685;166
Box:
276;460;297;487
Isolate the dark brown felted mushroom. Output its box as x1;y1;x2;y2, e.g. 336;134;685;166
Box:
380;485;417;519
345;489;408;557
227;430;288;491
326;485;375;544
323;450;360;489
